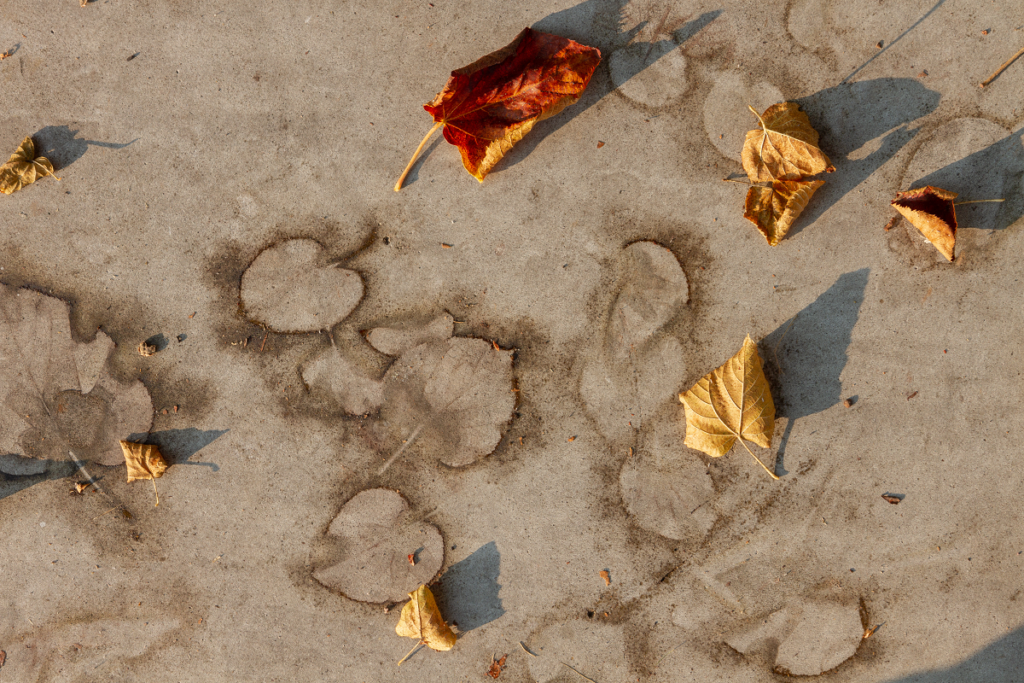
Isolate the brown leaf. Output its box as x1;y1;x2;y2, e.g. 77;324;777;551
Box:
120;441;168;483
743;180;825;246
396;584;457;658
890;186;958;261
881;494;901;504
395;28;601;189
678;335;778;479
487;654;508;678
741;102;833;182
0;136;60;194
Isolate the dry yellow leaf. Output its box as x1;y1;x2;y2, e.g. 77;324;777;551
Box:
744;180;825;246
119;441;168;506
0;136;60;195
678;335;778;479
395;584;456;664
741;103;833;182
890;186;957;261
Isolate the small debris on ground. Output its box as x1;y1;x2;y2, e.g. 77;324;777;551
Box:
487;654;507;678
882;494;902;504
883;215;899;231
876;40;883;48
843;397;854;408
138;341;157;356
600;569;611;585
907;391;918;400
597;141;605;148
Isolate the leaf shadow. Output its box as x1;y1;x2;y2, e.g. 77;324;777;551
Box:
436;541;504;632
32;125;139;171
495;3;722;173
126;428;227;472
760;269;868;476
880;623;1024;682
788;78;941;238
911;126;1024;232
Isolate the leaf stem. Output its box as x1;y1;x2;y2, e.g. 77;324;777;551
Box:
397;641;423;666
394;121;442;192
32;159;61;181
737;439;780;480
152;477;160;507
953;198;1005;205
378;423;423;475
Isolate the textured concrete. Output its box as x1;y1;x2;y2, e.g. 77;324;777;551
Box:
2;0;1024;681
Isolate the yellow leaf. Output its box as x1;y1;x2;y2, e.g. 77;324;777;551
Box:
678;335;778;479
119;441;168;506
0;136;60;195
395;584;456;664
890;185;957;262
744;180;825;246
741;103;833;182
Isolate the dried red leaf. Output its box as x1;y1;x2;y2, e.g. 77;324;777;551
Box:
487;654;507;678
395;28;601;189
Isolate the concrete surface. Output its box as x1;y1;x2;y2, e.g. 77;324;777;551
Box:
2;0;1024;681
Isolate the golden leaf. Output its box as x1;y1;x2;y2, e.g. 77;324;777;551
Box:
395;584;456;664
119;441;168;506
678;335;778;479
744;180;825;246
0;136;60;195
890;186;958;261
741;103;833;182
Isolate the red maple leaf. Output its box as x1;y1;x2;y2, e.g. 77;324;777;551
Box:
395;28;601;190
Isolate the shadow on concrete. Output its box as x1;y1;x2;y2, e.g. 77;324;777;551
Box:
881;624;1024;682
912;127;1024;233
761;269;868;475
436;541;503;631
33;125;138;171
0;459;75;500
790;79;941;237
842;0;948;84
127;428;227;471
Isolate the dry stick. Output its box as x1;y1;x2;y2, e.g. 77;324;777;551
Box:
395;121;443;192
980;45;1024;87
378;424;423;475
519;641;537;657
642;6;672;63
562;662;598;683
397;641;424;666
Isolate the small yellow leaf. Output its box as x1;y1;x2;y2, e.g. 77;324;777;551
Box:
678;335;778;479
0;136;60;195
395;584;456;661
744;180;825;246
119;441;168;506
741;103;833;182
890;186;957;261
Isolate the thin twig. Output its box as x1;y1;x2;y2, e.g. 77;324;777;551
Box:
519;641;537;657
642;6;672;62
378;424;423;475
562;662;598;683
980;45;1024;87
259;331;268;352
953;198;1005;205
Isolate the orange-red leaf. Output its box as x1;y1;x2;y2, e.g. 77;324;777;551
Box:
424;28;601;182
891;186;958;261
